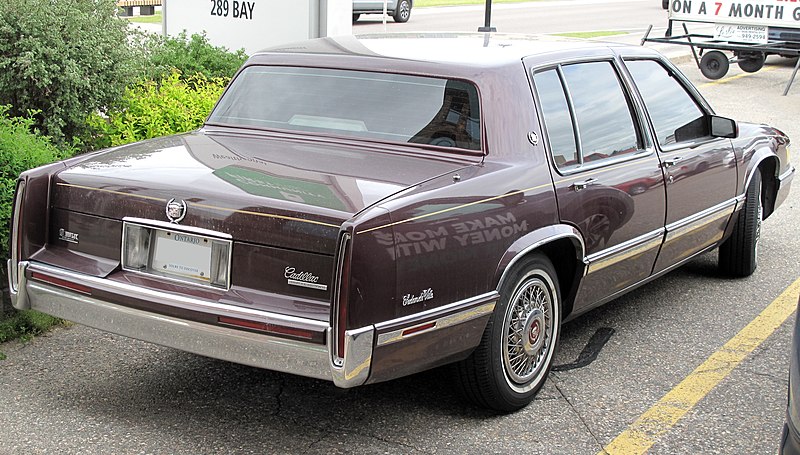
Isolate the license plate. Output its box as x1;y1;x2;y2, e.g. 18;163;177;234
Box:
714;24;767;44
122;219;232;289
151;230;214;282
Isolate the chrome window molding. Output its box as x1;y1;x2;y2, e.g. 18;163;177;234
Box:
374;292;498;346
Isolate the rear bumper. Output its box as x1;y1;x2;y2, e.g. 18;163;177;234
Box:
9;260;495;388
9;260;371;388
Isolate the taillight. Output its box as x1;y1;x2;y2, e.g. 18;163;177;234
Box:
8;179;25;292
332;233;352;362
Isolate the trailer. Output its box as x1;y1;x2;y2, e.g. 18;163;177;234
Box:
643;0;800;94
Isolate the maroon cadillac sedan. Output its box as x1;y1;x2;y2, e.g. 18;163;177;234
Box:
7;33;794;412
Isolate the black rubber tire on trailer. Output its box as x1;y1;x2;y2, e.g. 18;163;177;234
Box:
700;51;730;80
719;171;763;277
393;0;411;23
454;254;561;412
662;0;669;9
737;53;766;73
352;13;360;22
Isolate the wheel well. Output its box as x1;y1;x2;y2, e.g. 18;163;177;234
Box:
537;239;584;320
757;157;778;219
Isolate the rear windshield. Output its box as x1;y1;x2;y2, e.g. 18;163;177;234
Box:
207;66;482;151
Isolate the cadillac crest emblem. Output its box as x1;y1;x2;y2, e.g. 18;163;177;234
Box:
166;198;187;224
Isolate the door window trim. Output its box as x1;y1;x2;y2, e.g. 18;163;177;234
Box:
530;58;656;177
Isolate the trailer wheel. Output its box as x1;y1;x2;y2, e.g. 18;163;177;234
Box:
662;0;669;9
700;51;729;80
737;53;765;73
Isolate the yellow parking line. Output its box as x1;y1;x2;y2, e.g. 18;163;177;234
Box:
700;65;779;87
599;277;800;455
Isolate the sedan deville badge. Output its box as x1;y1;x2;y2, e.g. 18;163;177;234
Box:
285;267;327;291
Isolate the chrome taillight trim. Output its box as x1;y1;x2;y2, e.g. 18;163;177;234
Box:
8;179;25;295
331;232;351;365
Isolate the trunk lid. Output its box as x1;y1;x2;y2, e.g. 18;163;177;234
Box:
53;130;474;254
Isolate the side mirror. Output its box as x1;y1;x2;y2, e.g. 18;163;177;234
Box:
711;115;738;139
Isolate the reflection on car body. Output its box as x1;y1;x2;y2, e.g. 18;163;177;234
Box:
7;33;794;412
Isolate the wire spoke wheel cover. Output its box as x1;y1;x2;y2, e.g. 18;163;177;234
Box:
501;270;558;393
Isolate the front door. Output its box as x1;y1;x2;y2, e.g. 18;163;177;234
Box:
624;59;737;273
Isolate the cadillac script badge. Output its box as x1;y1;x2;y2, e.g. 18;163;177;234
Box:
166;198;187;224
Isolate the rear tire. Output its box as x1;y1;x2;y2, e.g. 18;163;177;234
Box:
352;13;360;22
719;171;763;277
455;254;561;412
662;0;669;9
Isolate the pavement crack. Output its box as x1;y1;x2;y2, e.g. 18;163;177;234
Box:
271;376;285;417
551;377;607;454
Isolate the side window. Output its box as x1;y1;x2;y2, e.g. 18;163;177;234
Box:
625;60;708;146
560;62;640;163
533;70;579;170
534;61;641;172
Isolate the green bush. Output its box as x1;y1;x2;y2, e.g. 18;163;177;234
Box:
86;71;227;149
144;32;247;83
1;106;71;299
0;0;144;145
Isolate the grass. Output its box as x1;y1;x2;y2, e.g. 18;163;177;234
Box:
124;11;162;24
0;310;64;359
554;30;627;39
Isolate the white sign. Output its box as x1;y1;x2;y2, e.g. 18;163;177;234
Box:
668;0;800;29
714;23;768;42
164;0;352;55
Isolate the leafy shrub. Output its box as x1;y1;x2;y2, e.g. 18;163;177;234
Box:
86;71;227;148
0;0;144;145
144;32;247;83
1;106;71;309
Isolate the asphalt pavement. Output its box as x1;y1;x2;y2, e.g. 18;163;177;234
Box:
3;3;800;454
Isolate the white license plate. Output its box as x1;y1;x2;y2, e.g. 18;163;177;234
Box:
714;24;767;44
151;230;214;282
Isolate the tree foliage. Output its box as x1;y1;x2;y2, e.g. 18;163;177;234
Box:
0;0;143;144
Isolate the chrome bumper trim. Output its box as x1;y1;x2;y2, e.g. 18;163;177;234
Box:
24;279;333;380
374;293;498;346
9;260;28;310
16;261;377;387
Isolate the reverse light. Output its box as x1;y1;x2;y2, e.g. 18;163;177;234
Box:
8;180;26;292
122;223;151;270
30;272;91;295
218;316;315;341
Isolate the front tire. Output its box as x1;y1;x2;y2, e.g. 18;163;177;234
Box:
455;254;561;412
700;51;730;80
719;171;763;277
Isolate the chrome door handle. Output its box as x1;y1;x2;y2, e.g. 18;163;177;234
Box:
662;156;683;168
571;178;598;192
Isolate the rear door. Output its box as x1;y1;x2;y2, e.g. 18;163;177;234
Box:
530;59;666;311
623;58;738;273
